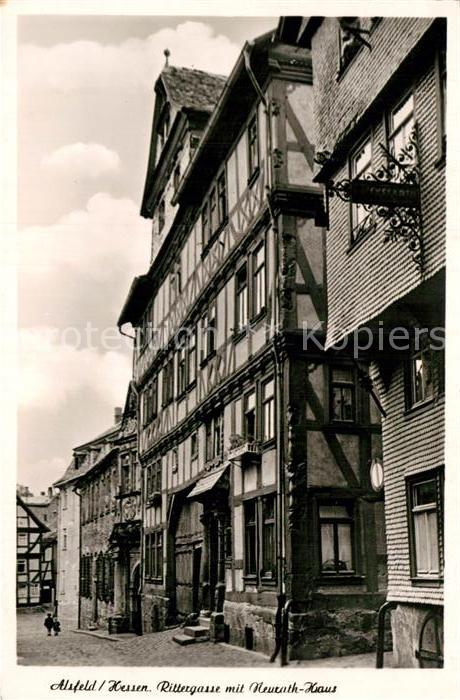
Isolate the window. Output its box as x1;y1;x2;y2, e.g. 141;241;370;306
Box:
330;367;355;422
244;500;257;576
201;304;217;361
146;459;162;499
187;328;197;385
80;555;92;598
17;560;26;574
262;495;276;578
217;171;227;225
436;47;446;154
172;448;178;474
209;188;218;234
162;355;175;405
190;134;200;152
407;469;443;579
244;390;256;442
410;343;434;406
158;199;165;233
205;414;223;462
63;491;68;509
247;115;259;178
18;533;27;547
389;93;415;163
252;243;266;317
244;495;277;582
121;453;131;494
177;341;187;396
350;136;373;240
262;378;275;441
235;264;248;332
143;377;158;426
145;530;163;580
201;202;210;247
319;502;354;574
338;17;376;73
62;529;67;551
191;432;198;461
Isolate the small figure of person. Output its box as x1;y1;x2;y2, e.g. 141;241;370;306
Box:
44;613;54;636
53;617;61;636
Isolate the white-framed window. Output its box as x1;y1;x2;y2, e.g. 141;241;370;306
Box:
247;114;259;179
388;92;415;161
262;378;275;441
350;135;373;241
407;470;443;579
235;263;248;332
252;242;266;317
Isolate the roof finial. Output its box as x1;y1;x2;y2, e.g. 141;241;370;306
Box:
164;48;170;67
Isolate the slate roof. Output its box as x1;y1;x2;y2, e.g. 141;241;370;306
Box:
161;65;227;113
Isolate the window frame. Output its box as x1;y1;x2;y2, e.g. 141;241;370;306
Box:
217;169;228;226
261;377;275;443
406;468;444;583
435;46;447;160
349;133;374;244
243;389;256;442
318;500;356;576
145;530;163;582
158;199;165;234
387;91;416;165
243;493;277;585
329;366;356;423
252;240;266;319
247;113;260;181
235;262;249;334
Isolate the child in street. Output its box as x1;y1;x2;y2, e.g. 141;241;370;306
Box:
44;613;54;636
53;617;61;636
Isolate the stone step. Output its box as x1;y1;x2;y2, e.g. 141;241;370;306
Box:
199;616;211;628
172;633;197;646
183;625;210;638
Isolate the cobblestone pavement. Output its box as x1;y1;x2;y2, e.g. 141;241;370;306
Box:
17;612;392;667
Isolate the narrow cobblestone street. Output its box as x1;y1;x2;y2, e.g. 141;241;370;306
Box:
17;611;391;667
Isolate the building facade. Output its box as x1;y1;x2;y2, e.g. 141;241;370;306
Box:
290;16;446;667
118;30;387;660
73;391;141;634
16;494;49;606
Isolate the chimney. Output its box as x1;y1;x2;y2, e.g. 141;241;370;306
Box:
114;406;122;424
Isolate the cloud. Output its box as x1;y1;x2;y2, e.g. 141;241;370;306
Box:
41;142;120;178
18;326;132;410
18;192;150;326
20;21;239;93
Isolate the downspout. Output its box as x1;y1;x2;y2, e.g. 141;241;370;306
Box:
73;485;82;630
376;600;397;668
243;40;287;665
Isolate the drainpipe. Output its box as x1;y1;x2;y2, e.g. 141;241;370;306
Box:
73;485;82;630
376;600;397;668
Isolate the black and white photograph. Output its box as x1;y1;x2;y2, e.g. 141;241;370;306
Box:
1;1;459;698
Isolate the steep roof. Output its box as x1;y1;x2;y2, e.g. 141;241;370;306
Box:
161;65;226;113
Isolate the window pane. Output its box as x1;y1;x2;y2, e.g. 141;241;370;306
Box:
414;480;437;506
332;386;354;421
427;510;439;573
392;94;414;132
337;524;353;571
321;523;335;570
414;512;429;573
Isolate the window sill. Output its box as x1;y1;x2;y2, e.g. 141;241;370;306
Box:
434;150;446;171
317;574;364;586
249;308;267;327
404;396;438;418
186;379;197;392
410;576;443;588
232;327;247;344
145;578;163;585
262;438;276;451
176;389;187;403
247;167;260;189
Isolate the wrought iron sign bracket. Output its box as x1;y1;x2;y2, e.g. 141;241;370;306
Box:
315;126;424;272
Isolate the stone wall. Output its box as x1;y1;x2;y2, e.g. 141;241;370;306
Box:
391;603;443;668
223;600;276;657
289;607;392;661
142;591;170;633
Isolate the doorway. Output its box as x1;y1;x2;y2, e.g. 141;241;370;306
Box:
192;546;202;614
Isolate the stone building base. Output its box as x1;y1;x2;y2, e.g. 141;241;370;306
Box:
223;601;277;657
141;592;170;634
288;608;392;661
390;603;443;668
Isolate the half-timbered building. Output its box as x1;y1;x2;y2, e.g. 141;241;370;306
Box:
118;28;386;660
287;16;446;667
16;494;49;606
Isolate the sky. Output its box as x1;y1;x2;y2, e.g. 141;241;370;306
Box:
17;14;277;495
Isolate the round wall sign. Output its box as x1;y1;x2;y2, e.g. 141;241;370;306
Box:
370;458;384;492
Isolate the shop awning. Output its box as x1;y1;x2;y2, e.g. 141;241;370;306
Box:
187;465;228;500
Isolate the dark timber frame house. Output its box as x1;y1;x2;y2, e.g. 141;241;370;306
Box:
118;26;387;660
